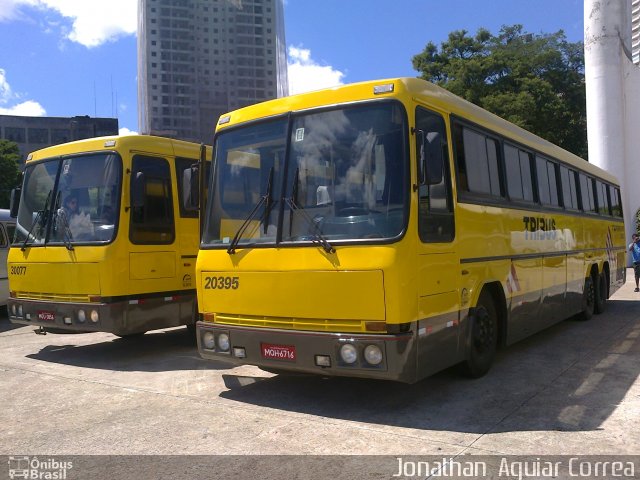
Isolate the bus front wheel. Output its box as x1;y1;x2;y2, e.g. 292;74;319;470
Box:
460;292;498;378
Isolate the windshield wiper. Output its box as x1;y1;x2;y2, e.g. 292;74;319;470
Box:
21;190;52;251
227;167;276;254
285;168;335;254
52;191;74;251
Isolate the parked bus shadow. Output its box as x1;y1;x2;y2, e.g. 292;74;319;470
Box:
26;328;232;373
219;298;640;434
0;316;24;333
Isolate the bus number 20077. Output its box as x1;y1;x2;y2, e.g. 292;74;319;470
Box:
204;276;239;290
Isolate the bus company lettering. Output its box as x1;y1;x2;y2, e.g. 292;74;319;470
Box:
523;216;557;241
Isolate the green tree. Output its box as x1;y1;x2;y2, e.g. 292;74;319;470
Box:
0;139;22;209
412;25;587;158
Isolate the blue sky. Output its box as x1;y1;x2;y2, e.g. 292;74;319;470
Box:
0;0;584;135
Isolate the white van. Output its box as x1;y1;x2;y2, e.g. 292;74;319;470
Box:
0;209;16;307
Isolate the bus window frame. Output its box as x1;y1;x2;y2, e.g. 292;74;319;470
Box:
534;153;562;210
175;157;200;219
450;116;506;207
578;173;598;215
129;154;176;246
595;179;611;216
416;105;455;244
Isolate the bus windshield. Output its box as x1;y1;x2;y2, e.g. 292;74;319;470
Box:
203;101;408;248
15;153;121;246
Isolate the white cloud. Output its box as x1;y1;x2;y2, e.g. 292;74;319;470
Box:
0;68;46;116
1;0;137;48
287;46;345;95
0;0;39;22
0;69;13;103
0;100;46;116
118;127;137;136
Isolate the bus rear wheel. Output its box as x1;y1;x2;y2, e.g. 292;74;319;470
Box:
578;276;595;321
460;291;498;378
594;271;607;314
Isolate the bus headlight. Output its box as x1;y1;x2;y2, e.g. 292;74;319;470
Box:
364;345;383;365
17;304;23;317
202;331;215;350
340;344;358;364
77;309;86;323
11;304;17;316
217;333;230;352
90;310;99;323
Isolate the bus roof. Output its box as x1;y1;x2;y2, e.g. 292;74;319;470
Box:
216;77;618;186
26;135;211;163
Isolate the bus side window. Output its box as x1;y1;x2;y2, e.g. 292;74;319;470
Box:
560;166;579;210
579;174;596;213
535;155;560;207
130;155;175;244
416;107;454;243
175;157;199;218
595;180;610;216
505;144;535;203
454;124;502;198
610;185;623;218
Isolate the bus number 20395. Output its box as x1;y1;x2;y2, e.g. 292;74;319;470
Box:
204;276;239;290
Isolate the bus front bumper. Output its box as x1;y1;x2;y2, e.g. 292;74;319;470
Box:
8;297;131;334
7;295;193;336
196;321;418;383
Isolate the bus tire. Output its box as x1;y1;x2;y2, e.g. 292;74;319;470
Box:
578;276;595;321
460;291;498;378
186;300;199;343
594;271;607;314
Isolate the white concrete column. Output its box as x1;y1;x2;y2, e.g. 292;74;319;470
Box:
584;0;637;250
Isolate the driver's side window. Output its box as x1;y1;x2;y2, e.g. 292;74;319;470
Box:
416;107;454;243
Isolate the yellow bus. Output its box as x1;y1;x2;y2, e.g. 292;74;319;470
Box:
194;78;625;382
7;135;209;337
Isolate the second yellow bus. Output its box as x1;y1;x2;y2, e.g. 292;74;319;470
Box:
8;135;209;337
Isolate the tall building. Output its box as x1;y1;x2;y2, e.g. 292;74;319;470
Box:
138;0;288;144
0;115;118;167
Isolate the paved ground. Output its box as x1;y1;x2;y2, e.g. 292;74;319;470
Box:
0;270;639;462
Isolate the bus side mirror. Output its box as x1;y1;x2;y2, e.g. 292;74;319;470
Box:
182;165;199;211
9;188;21;218
417;130;444;186
131;171;146;209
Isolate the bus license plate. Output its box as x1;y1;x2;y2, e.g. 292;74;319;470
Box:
261;343;296;362
37;311;55;321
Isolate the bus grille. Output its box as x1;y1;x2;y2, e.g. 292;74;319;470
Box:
14;291;93;303
213;313;385;333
